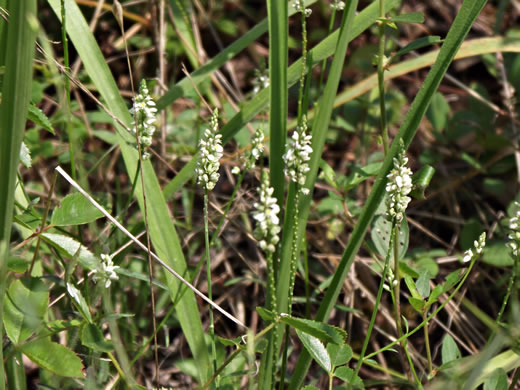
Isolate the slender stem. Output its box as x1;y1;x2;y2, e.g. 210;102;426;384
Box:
423;312;433;374
204;191;218;381
497;256;518;324
377;0;389;155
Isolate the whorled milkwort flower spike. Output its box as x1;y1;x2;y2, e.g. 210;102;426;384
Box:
232;126;265;175
385;144;413;223
252;171;281;254
508;202;520;258
283;116;312;195
129;80;157;160
196;109;223;191
252;68;269;95
293;0;312;17
462;232;486;263
330;0;345;10
93;254;120;288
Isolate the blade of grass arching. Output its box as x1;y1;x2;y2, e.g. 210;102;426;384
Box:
169;0;199;69
161;0;400;201
288;0;487;388
0;1;37;388
267;0;288;210
46;0;211;383
156;0;317;110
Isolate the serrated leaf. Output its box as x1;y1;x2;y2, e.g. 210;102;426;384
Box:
295;329;332;373
19;141;32;168
20;338;84;378
41;233;99;270
27;103;55;134
279;315;346;344
395;36;443;58
334;366;364;388
441;334;461;364
389;12;424;24
67;283;93;323
327;343;353;367
4;278;48;344
371;215;409;260
256;307;276;322
51;192;105;226
80;323;114;352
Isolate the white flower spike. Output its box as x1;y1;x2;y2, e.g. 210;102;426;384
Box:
386;144;413;223
129;80;157;160
330;0;345;10
462;232;486;263
252;171;281;254
196;109;223;191
293;0;312;17
508;202;520;258
283;116;312;195
93;254;120;288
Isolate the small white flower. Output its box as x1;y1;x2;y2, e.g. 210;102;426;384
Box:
330;0;345;10
293;0;312;16
93;254;120;288
196;109;223;191
129;80;157;159
508;203;520;258
252;68;269;95
283;117;312;193
462;232;486;263
386;146;413;223
231;166;240;175
252;171;281;254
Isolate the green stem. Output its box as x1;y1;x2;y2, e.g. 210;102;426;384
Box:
497;256;517;324
377;0;389;155
423;312;433;374
204;191;218;382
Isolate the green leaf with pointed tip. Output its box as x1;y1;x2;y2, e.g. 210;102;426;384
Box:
441;334;461;364
404;274;422;300
416;269;432;298
20;338;84;378
279;315;346;345
256;307;276;322
41;232;99;270
327;343;353;367
426;284;443;306
389;12;424;24
409;297;425;313
66;283;93;324
295;329;332;373
410;165;435;200
4;278;48;344
395;36;443;58
81;323;114;352
51;192;105;226
27;103;54;134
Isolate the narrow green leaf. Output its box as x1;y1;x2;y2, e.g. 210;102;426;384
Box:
51;192;104;226
483;368;508;390
404;274;422;300
41;232;99;270
4;278;48;344
426;284;443;306
80;323;114;352
410;165;435;200
442;334;461;364
388;12;424;24
279;315;346;345
66;283;93;323
295;330;332;373
20;338;84;378
256;307;276;322
395;36;443;58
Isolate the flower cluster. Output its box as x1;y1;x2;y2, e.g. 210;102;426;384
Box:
252;171;281;254
196;109;223;191
129;80;157;160
330;0;345;10
386;147;413;223
252;68;269;95
293;0;312;17
233;126;265;175
508;202;520;258
93;254;120;288
462;232;486;263
283;117;312;195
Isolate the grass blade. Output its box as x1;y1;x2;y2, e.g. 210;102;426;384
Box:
288;0;487;388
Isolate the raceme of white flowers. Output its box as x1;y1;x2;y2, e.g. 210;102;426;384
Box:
508;202;520;258
330;0;345;10
252;172;281;254
196;109;223;191
129;79;157;160
283;117;312;195
252;68;269;95
232;126;265;175
386;148;413;223
462;232;486;263
93;254;120;288
293;0;312;17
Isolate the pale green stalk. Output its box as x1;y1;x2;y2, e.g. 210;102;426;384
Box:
377;0;389;154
